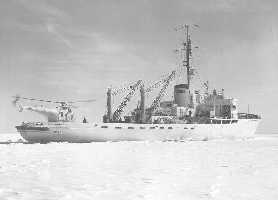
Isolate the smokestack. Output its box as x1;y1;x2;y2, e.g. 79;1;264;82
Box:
174;84;190;107
140;85;145;123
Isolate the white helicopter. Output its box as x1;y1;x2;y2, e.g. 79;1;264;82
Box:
12;95;96;122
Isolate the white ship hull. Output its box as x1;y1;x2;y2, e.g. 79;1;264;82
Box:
16;119;260;143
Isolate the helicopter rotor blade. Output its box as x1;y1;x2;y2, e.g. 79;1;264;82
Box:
12;95;96;105
67;99;96;104
13;95;62;104
23;97;56;103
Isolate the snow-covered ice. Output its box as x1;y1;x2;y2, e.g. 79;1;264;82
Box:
0;134;278;200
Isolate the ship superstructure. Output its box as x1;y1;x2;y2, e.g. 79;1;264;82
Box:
15;25;261;143
102;25;259;125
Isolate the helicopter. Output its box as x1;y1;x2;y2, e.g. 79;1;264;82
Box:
12;95;96;122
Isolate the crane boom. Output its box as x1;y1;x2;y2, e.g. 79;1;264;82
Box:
112;80;143;122
145;79;164;93
147;71;176;121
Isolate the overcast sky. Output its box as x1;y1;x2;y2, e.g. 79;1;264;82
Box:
0;0;277;133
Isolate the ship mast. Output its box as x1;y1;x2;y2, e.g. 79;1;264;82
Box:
183;25;192;90
176;24;193;90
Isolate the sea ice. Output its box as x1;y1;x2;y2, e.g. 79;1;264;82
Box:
0;134;277;200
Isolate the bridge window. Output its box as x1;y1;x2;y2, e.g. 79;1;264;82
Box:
101;126;108;128
128;127;135;129
150;127;156;129
231;120;238;123
115;127;122;129
160;127;165;129
140;127;146;129
168;127;173;129
190;127;194;130
184;127;188;129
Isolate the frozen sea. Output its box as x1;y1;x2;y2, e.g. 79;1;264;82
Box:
0;134;278;200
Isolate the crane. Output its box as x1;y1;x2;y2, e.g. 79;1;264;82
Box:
146;70;176;121
112;80;143;122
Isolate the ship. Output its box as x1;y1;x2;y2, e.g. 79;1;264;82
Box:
14;25;261;143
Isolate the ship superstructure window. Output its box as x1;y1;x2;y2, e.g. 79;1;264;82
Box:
115;127;122;129
168;127;173;129
128;127;135;129
150;127;156;129
101;126;108;128
140;127;146;129
160;127;165;129
184;127;188;129
231;120;238;123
